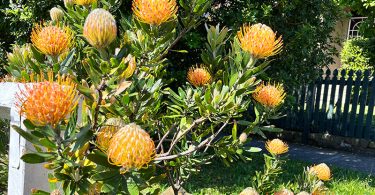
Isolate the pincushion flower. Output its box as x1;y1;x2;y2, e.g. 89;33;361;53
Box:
265;139;288;155
50;7;64;22
16;72;79;127
253;82;286;108
107;123;155;172
96;119;124;151
75;0;97;6
132;0;178;25
31;24;73;56
187;66;212;87
237;23;283;59
310;163;331;181
83;8;117;49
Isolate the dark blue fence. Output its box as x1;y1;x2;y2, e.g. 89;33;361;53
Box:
278;69;375;143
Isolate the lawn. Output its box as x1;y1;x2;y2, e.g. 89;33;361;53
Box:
178;154;375;194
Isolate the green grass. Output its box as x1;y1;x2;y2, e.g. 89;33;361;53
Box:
180;154;375;194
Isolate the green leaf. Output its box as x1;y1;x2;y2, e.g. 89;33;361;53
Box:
91;170;118;181
12;125;42;146
87;149;118;168
244;147;262;153
60;48;76;74
21;152;55;164
232;121;237;141
23;119;37;129
72;124;93;151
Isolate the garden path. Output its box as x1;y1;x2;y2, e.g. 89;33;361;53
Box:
252;139;375;175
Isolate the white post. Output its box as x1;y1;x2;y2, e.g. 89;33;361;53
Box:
0;83;50;195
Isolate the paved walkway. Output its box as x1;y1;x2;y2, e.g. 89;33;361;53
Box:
251;139;375;175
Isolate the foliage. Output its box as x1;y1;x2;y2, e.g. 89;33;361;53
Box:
182;154;375;194
0;119;9;193
340;37;375;73
5;0;286;194
205;0;341;89
335;0;375;37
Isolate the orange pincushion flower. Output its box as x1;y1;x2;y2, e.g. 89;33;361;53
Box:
187;66;212;87
75;0;97;6
132;0;178;25
16;72;79;127
237;23;283;59
107;123;155;171
265;139;288;155
310;163;331;181
31;23;73;56
253;82;286;108
83;8;117;49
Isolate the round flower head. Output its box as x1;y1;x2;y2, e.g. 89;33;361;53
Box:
50;7;64;22
83;8;117;49
187;66;212;87
96;118;124;151
239;187;259;195
16;72;79;127
132;0;178;25
107;123;155;172
31;23;73;56
75;0;97;6
253;82;286;108
310;163;331;181
239;132;248;144
237;23;283;59
265;139;288;155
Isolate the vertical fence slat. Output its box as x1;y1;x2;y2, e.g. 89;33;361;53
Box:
313;72;323;132
291;88;300;130
348;71;362;137
356;70;370;138
328;70;338;134
321;69;331;133
342;70;354;136
303;84;315;143
334;70;347;135
365;75;375;140
299;85;307;142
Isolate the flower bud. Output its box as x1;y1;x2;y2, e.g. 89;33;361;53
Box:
239;132;248;144
50;7;64;22
64;0;75;7
83;8;117;49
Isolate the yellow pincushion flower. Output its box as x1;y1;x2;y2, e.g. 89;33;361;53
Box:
310;163;331;181
253;82;286;108
132;0;178;25
187;66;212;87
265;139;288;155
75;0;97;6
16;72;79;127
83;8;117;49
107;123;155;171
96;119;124;151
31;23;73;56
237;23;283;59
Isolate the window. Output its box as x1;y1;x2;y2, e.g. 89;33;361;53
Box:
347;17;367;39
